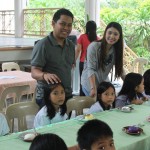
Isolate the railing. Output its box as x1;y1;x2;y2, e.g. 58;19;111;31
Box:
23;8;59;37
0;10;14;35
23;8;84;37
0;8;84;37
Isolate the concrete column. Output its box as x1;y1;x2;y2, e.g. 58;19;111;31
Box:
14;0;26;37
85;0;100;27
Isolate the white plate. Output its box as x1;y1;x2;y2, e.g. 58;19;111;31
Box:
116;106;133;113
19;132;39;142
121;109;131;113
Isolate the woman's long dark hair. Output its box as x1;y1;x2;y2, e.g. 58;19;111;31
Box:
97;81;116;110
44;83;67;119
85;20;97;42
99;22;123;78
143;69;150;95
118;73;143;102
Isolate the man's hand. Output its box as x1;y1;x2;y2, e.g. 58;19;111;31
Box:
44;73;61;84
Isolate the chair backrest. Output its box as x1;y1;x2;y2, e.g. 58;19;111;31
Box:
132;57;148;74
66;96;95;116
2;62;20;71
6;101;39;132
0;85;30;112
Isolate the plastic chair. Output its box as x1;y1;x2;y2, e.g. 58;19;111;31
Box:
2;62;20;71
66;96;95;116
132;57;148;74
6;101;39;132
0;85;31;113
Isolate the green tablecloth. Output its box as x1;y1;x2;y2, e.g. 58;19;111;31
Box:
0;104;150;150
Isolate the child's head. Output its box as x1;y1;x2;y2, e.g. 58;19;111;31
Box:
29;133;68;150
44;83;66;119
44;82;65;106
77;119;115;150
143;69;150;95
97;81;116;110
119;72;144;99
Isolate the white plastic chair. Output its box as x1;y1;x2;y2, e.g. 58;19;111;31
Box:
0;85;31;113
6;101;39;132
66;96;95;116
132;57;148;74
2;62;20;71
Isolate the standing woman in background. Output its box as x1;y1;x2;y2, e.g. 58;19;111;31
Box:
81;22;125;97
75;21;99;95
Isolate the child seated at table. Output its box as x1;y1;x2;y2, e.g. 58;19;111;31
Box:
34;83;68;128
143;69;150;99
0;113;9;136
88;81;116;114
116;72;146;108
68;119;115;150
29;133;68;150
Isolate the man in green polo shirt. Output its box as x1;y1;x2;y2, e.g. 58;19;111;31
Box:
31;8;75;108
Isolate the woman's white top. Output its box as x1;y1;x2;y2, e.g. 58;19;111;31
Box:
34;106;68;128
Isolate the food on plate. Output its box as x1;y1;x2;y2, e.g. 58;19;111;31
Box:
84;114;94;120
123;126;143;135
24;133;36;141
128;126;139;133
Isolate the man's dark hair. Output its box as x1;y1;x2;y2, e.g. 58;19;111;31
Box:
53;8;74;22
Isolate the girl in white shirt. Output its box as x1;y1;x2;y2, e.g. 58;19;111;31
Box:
34;83;67;128
88;81;116;114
